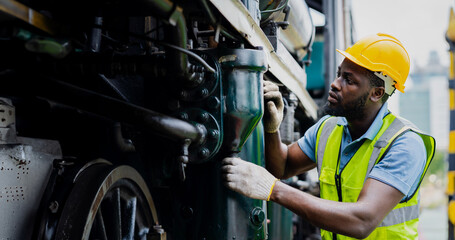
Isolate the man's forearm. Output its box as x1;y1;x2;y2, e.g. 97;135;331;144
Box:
264;131;289;178
270;181;379;239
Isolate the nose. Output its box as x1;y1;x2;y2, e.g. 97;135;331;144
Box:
330;76;341;91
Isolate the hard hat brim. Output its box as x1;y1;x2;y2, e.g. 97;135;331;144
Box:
336;49;372;72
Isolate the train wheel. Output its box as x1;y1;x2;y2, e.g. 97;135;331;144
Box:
55;163;165;240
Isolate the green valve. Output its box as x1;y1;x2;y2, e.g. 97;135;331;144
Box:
25;38;72;59
250;207;265;226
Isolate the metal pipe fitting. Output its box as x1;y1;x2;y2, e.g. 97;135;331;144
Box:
138;0;190;79
40;78;206;145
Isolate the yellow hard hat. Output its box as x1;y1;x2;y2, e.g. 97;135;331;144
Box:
336;33;410;94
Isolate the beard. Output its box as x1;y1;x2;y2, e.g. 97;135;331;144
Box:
323;90;369;121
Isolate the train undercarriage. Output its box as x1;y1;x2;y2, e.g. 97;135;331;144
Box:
0;0;354;239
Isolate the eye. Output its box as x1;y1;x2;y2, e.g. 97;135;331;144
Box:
340;73;351;84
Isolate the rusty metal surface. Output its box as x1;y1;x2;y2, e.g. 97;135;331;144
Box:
0;98;17;143
0;0;59;35
0;138;61;240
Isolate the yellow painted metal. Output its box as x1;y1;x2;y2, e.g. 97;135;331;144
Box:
446;7;455;240
450;89;455;110
0;0;58;35
448;171;455;195
450;52;454;80
448;8;455;42
450;131;455;154
449;200;455;225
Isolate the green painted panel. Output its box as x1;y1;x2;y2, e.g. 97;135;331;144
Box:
305;41;325;90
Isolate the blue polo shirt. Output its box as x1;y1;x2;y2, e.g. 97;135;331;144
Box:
297;103;426;201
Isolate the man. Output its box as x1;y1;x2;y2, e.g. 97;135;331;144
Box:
221;33;435;239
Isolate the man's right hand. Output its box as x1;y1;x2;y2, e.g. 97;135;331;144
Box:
263;80;284;133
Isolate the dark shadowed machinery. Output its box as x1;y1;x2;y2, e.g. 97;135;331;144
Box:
0;0;354;239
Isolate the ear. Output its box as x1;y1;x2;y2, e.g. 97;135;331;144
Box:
369;87;385;103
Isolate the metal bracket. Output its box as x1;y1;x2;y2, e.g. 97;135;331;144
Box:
149;224;167;240
177;139;192;181
262;21;280;51
277;5;291;30
262;6;290;52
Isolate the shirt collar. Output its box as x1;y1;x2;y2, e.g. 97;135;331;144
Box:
336;102;390;141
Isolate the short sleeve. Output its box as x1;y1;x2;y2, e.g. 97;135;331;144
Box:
368;131;427;199
297;115;331;163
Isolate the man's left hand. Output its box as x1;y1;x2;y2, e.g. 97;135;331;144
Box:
221;157;278;201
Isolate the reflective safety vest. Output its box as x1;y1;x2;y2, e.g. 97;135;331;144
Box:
315;113;435;240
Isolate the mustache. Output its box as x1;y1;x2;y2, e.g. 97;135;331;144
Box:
328;89;341;101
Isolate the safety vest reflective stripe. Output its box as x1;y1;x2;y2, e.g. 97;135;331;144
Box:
364;115;409;183
316;117;338;175
378;200;420;227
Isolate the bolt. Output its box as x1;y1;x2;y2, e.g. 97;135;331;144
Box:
198;74;204;83
49;201;59;213
198;148;210;159
200;88;209;98
187;72;203;86
178;155;189;164
179;112;189;120
190;65;204;73
199;112;209;123
209;129;219;139
180;90;189;99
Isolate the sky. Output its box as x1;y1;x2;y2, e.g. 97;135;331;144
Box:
351;0;454;70
350;0;452;149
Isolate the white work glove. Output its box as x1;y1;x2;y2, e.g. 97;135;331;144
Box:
221;157;279;201
263;80;284;133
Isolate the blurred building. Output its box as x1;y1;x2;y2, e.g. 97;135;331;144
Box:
398;50;449;150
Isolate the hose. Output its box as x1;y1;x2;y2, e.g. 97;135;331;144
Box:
261;0;290;14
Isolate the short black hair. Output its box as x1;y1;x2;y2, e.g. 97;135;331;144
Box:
362;68;390;103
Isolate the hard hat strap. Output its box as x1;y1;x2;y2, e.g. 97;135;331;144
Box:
373;72;396;95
